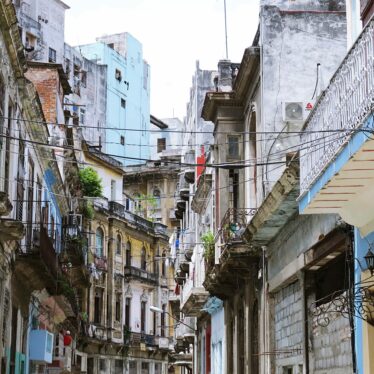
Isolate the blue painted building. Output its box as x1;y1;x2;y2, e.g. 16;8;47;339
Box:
205;297;225;374
299;11;374;373
78;32;150;165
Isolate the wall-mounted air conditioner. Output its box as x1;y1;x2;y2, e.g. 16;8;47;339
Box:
29;330;54;363
282;101;314;122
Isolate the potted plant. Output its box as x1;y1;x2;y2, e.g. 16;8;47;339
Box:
201;231;215;268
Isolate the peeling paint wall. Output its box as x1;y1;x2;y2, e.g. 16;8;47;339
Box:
260;6;347;196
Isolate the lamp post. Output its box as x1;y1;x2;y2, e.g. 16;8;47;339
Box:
150;306;195;331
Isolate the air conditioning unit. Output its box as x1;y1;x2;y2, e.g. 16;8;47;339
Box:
282;101;314;122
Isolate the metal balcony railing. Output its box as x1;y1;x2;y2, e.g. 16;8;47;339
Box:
218;208;257;244
124;265;158;284
300;19;374;195
109;201;168;237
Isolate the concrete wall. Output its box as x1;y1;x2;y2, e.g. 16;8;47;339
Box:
79;33;150;165
260;6;347;195
273;281;304;372
16;0;68;64
311;311;353;373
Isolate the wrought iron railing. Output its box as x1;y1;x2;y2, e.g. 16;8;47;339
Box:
219;208;257;244
300;19;374;195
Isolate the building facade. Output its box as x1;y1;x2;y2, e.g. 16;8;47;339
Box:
299;2;374;373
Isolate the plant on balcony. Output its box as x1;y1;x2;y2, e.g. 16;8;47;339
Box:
135;193;158;221
78;167;103;197
81;200;95;220
201;231;215;265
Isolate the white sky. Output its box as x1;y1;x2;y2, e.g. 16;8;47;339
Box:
64;0;260;120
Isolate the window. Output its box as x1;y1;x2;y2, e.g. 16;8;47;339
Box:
157;138;166;153
79;108;85;125
111;180;116;201
153;188;161;209
227;135;241;160
126;241;131;265
141;362;149;374
125;298;131;328
114;360;123;374
161;304;166;337
141;301;146;333
99;359;106;374
120;136;125;145
115;234;121;255
161;251;166;277
96;228;104;257
65;58;71;74
141;247;146;270
283;367;293;374
48;47;56;63
115;293;121;322
94;288;103;324
154;363;162;374
129;361;137;374
121;98;126;108
115;69;122;81
25;32;36;51
81;71;87;87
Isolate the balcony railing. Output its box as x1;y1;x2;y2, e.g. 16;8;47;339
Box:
219;208;257;244
300;19;374;196
109;201;168;237
124;265;158;284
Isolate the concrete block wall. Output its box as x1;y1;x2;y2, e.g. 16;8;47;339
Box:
311;312;353;373
274;281;304;369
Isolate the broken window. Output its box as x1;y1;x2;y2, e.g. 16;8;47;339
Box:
121;98;126;108
120;135;125;145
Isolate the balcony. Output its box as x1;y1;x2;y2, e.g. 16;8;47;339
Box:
109;201;168;238
218;208;257;245
191;173;212;214
124;265;158;285
178;173;190;201
299;19;374;234
184;150;195;184
180;278;209;316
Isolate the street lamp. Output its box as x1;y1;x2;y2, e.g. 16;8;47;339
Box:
150;305;195;331
364;248;374;275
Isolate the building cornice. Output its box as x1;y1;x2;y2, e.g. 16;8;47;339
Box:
201;47;260;125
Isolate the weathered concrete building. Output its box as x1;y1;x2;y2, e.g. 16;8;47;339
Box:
197;1;350;373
